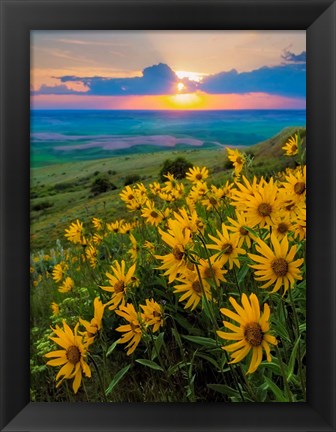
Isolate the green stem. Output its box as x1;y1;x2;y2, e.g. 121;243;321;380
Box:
275;344;293;402
288;287;306;398
232;266;242;295
88;353;108;402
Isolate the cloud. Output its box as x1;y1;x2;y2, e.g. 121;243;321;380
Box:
55;63;195;96
33;84;78;95
201;63;305;97
33;61;305;98
281;50;306;63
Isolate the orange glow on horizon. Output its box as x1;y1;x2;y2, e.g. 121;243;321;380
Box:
31;92;306;111
166;92;204;109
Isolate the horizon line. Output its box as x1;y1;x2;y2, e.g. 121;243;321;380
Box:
30;108;306;112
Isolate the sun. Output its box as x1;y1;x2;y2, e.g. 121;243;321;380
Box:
177;82;185;92
166;92;204;109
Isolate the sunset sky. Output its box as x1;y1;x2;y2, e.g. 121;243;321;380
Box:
31;30;306;110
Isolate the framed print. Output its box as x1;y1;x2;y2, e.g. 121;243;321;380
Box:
1;0;335;431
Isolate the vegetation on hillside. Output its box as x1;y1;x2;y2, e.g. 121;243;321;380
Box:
30;129;306;402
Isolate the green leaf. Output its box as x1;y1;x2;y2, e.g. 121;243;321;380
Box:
260;359;284;377
135;359;164;371
299;323;306;332
237;263;250;284
168;361;187;377
287;336;301;381
171;326;183;347
201;297;213;321
174;315;203;336
207;384;239;398
151;332;165;361
105;364;131;396
182;335;217;349
264;376;288;402
106;339;120;357
273;320;291;343
195;352;219;369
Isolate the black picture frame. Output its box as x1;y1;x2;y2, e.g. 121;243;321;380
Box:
1;0;335;431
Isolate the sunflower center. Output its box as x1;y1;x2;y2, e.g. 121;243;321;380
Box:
196;173;203;180
128;194;134;200
291;144;298;152
192;281;202;293
153;311;161;318
114;280;125;293
204;267;213;278
294;182;306;195
150;210;159;218
271;258;289;277
66;345;81;364
258;203;272;217
277;222;289;234
173;246;184;261
240;226;248;236
244;323;263;346
222;243;233;255
209;197;218;206
236;156;243;164
285;202;295;211
130;321;140;333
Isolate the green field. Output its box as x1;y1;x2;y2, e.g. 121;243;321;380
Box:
31;127;305;251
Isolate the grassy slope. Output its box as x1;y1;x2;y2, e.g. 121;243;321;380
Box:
30;126;305;251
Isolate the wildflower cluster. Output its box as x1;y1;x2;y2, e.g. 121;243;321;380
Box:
31;134;306;402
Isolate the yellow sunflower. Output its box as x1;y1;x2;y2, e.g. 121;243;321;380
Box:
115;303;143;355
100;260;136;310
243;178;280;228
128;233;139;261
270;212;293;240
291;204;306;241
92;217;103;231
119;185;137;204
207;223;246;269
79;297;105;345
85;244;98;269
172;208;205;236
106;219;124;233
140;299;164;332
51;302;60;316
189;181;208;202
149;181;162;195
173;270;211;311
141;202;163;226
119;221;135;234
58;276;74;293
218;293;277;374
201;184;227;211
248;233;304;294
199;256;227;286
185;166;209;183
52;262;68;283
65;220;87;245
45;321;91;393
280;165;306;205
227;148;245;176
227;211;256;248
155;220;193;283
282;134;299;156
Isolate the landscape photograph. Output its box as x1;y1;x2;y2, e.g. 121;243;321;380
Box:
30;30;306;402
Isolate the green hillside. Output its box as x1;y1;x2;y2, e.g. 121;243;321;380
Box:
30;127;305;251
